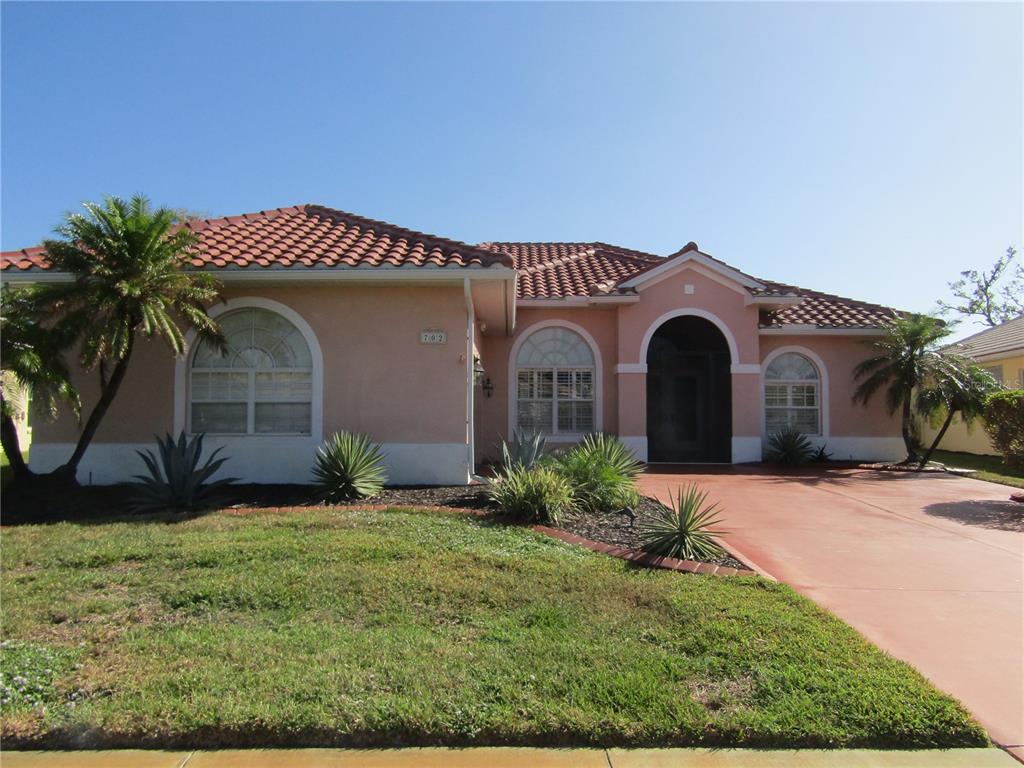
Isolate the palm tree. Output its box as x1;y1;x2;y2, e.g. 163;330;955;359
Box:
32;195;223;482
852;314;955;463
0;287;80;485
915;361;1000;470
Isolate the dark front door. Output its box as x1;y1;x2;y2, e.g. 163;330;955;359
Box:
646;317;731;462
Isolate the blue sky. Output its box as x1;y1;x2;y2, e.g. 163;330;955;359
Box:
2;2;1021;335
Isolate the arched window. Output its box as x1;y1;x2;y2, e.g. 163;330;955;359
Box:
764;352;821;435
190;308;313;435
515;326;595;435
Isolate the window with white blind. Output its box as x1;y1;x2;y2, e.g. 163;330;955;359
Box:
515;327;596;435
190;308;313;435
764;352;821;436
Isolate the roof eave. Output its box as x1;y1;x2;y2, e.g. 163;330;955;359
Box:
1;263;518;285
759;324;887;336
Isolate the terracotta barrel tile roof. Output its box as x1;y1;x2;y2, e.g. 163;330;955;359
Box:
1;204;900;329
0;204;512;273
479;242;660;298
483;241;900;327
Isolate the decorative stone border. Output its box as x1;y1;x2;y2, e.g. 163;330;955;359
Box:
223;504;756;577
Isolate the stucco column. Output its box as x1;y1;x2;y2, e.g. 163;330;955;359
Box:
730;366;762;462
616;366;648;462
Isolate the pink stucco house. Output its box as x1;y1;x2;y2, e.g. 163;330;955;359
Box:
0;204;903;485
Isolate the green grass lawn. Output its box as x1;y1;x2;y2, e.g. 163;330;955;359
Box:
933;449;1024;489
0;507;985;749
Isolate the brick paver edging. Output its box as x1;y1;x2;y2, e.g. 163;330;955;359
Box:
223;504;755;577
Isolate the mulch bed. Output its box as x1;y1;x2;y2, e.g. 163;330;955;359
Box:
556;495;746;569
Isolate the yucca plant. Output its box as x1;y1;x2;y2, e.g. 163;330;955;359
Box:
557;433;643;513
130;431;236;512
640;484;727;561
313;431;388;501
500;429;547;472
487;465;576;524
763;428;816;465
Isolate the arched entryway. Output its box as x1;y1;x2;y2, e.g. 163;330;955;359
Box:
646;315;732;462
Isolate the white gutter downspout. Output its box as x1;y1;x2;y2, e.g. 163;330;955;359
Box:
464;278;475;484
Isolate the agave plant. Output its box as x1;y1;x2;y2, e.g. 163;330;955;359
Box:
500;429;547;472
313;431;388;501
130;432;236;512
640;484;727;561
763;428;815;465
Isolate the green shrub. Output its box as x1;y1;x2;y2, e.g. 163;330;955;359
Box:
500;429;547;471
487;465;576;524
313;431;388;501
130;432;236;512
764;428;815;465
640;484;727;561
556;433;643;513
984;389;1024;469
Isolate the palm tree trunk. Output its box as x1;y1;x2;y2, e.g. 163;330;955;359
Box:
59;335;135;480
0;398;31;484
900;398;918;464
918;409;956;471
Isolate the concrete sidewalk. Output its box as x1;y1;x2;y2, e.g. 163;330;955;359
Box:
1;748;1019;767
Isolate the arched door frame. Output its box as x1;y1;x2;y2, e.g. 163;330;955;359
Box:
638;308;739;368
642;310;734;463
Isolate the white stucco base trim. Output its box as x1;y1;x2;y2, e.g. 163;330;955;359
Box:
620;436;648;463
382;443;470;486
611;435;901;464
731;437;762;463
807;436;905;462
28;440;470;486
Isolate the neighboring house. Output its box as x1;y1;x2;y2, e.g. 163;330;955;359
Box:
0;205;903;485
919;316;1024;456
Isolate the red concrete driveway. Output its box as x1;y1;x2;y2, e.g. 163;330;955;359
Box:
639;467;1024;754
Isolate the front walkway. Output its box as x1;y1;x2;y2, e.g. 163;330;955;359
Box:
639;466;1024;758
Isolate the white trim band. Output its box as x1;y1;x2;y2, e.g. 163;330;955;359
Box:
28;440;471;486
731;364;761;374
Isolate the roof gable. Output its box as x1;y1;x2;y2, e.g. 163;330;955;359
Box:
617;243;765;292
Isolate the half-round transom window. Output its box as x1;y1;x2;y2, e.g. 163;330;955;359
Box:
764;352;821;435
190;308;312;434
515;326;595;435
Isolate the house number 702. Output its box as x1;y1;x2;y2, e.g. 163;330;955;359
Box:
420;330;448;344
